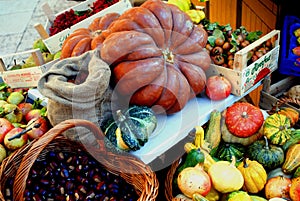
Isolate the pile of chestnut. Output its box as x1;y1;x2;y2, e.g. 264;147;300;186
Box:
4;148;138;201
201;20;275;69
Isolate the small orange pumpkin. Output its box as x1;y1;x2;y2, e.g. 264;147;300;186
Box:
60;13;120;59
277;107;299;127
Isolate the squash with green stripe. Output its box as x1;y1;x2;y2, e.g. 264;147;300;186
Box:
247;136;284;171
213;142;245;163
263;113;292;145
101;105;157;151
282;144;300;174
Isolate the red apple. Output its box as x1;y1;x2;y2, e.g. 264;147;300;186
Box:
25;109;42;123
26;117;50;140
18;102;33;116
0;118;14;144
4;127;28;151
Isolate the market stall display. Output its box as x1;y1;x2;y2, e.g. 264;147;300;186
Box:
0;0;300;200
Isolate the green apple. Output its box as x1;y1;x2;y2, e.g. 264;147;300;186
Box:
33;38;48;53
0;100;8;108
4;127;28;151
42;52;54;63
5;109;23;123
2;103;17;114
10;64;22;70
53;51;62;60
0;144;7;163
22;55;36;68
7;91;24;105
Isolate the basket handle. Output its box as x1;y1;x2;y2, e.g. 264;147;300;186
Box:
12;119;104;200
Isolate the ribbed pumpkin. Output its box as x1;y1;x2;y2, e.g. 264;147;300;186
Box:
221;109;263;146
213;142;245;163
100;0;210;114
60;12;120;59
237;158;267;193
225;102;264;138
277;107;299;127
100;105;157;151
263;113;292;145
247;136;284;171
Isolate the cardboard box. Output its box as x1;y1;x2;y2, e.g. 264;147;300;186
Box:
0;49;58;88
39;0;132;54
206;30;281;96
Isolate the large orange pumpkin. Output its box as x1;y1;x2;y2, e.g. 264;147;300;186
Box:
60;12;120;59
100;0;210;114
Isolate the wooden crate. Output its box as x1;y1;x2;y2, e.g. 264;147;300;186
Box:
206;30;280;96
0;49;58;88
36;0;132;54
259;76;300;112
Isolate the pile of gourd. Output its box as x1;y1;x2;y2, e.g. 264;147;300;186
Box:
172;101;300;201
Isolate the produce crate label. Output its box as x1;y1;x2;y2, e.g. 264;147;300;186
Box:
0;59;58;88
42;0;132;54
242;45;279;92
1;67;43;88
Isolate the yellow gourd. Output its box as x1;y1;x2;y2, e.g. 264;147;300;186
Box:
208;156;244;193
237;158;267;193
204;185;220;201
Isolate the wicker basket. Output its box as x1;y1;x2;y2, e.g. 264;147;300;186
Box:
0;119;159;201
165;157;182;201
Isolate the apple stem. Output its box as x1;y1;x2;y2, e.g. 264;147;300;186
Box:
8;123;41;141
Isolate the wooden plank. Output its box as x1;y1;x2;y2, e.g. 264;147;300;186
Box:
243;0;276;30
260;90;300;112
249;85;263;106
208;0;237;28
268;76;298;95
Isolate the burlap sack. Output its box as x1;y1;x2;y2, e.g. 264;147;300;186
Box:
38;49;112;145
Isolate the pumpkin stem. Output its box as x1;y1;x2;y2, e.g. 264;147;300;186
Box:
116;110;126;122
263;135;269;150
93;29;102;37
162;48;174;64
241;111;248;118
230;155;236;167
243;157;249;168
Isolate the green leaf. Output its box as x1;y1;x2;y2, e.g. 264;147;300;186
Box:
207;36;216;46
223;23;232;32
74;9;92;16
32;98;43;109
246;30;263;43
206;22;220;31
229;33;240;53
212;29;225;41
0;82;8;91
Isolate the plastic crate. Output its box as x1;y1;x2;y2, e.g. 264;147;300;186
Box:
278;15;300;76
